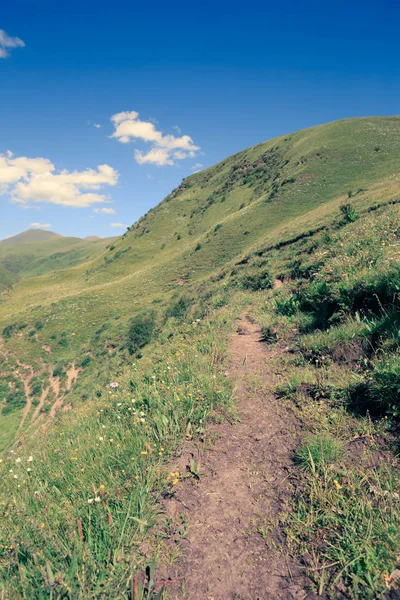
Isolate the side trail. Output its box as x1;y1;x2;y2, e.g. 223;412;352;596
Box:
162;314;314;600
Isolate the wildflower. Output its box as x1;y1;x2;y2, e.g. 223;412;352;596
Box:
99;437;104;441
140;411;145;417
88;498;94;504
15;458;21;464
99;484;105;489
117;403;122;406
141;451;148;455
94;496;101;503
333;479;342;490
14;475;18;479
27;468;32;473
110;382;119;389
0;459;3;463
27;456;33;462
140;418;145;423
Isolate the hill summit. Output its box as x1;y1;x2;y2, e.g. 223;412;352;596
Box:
0;228;62;247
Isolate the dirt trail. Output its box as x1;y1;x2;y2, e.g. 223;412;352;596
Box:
164;315;310;600
66;363;80;391
16;365;34;434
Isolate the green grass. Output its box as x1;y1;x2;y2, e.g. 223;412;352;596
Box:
0;300;241;597
296;433;344;471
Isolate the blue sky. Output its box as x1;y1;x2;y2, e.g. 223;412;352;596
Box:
0;0;399;240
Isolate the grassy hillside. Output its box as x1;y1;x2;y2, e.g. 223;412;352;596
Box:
0;235;117;292
0;116;399;597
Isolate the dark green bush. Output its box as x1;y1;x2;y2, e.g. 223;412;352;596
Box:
2;383;26;415
165;296;191;321
2;322;27;338
53;364;64;378
239;269;272;291
80;356;92;368
127;311;157;355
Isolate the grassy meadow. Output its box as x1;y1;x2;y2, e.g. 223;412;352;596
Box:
0;116;399;597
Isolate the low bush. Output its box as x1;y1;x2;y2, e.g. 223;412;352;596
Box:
127;310;157;355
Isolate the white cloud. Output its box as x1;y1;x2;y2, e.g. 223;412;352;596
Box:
110;110;199;167
0;29;25;59
0;151;118;208
172;125;182;134
30;222;52;229
192;163;203;171
110;222;127;228
94;123;101;129
93;207;116;214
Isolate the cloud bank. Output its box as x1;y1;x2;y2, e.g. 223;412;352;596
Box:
0;29;25;59
93;207;116;214
0;151;118;208
30;222;52;228
110;111;199;166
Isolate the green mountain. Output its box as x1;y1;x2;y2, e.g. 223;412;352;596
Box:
0;228;62;246
0;117;400;598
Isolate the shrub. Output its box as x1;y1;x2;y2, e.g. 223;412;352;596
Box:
30;380;42;397
127;311;157;355
80;356;92;368
340;202;357;223
2;384;26;415
239;269;272;291
53;364;64;378
165;296;191;321
2;322;27;338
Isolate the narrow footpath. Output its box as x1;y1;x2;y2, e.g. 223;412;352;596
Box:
163;314;313;600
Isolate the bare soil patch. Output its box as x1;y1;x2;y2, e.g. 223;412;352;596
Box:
161;315;312;599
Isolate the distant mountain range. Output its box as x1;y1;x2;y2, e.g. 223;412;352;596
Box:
0;229;102;247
